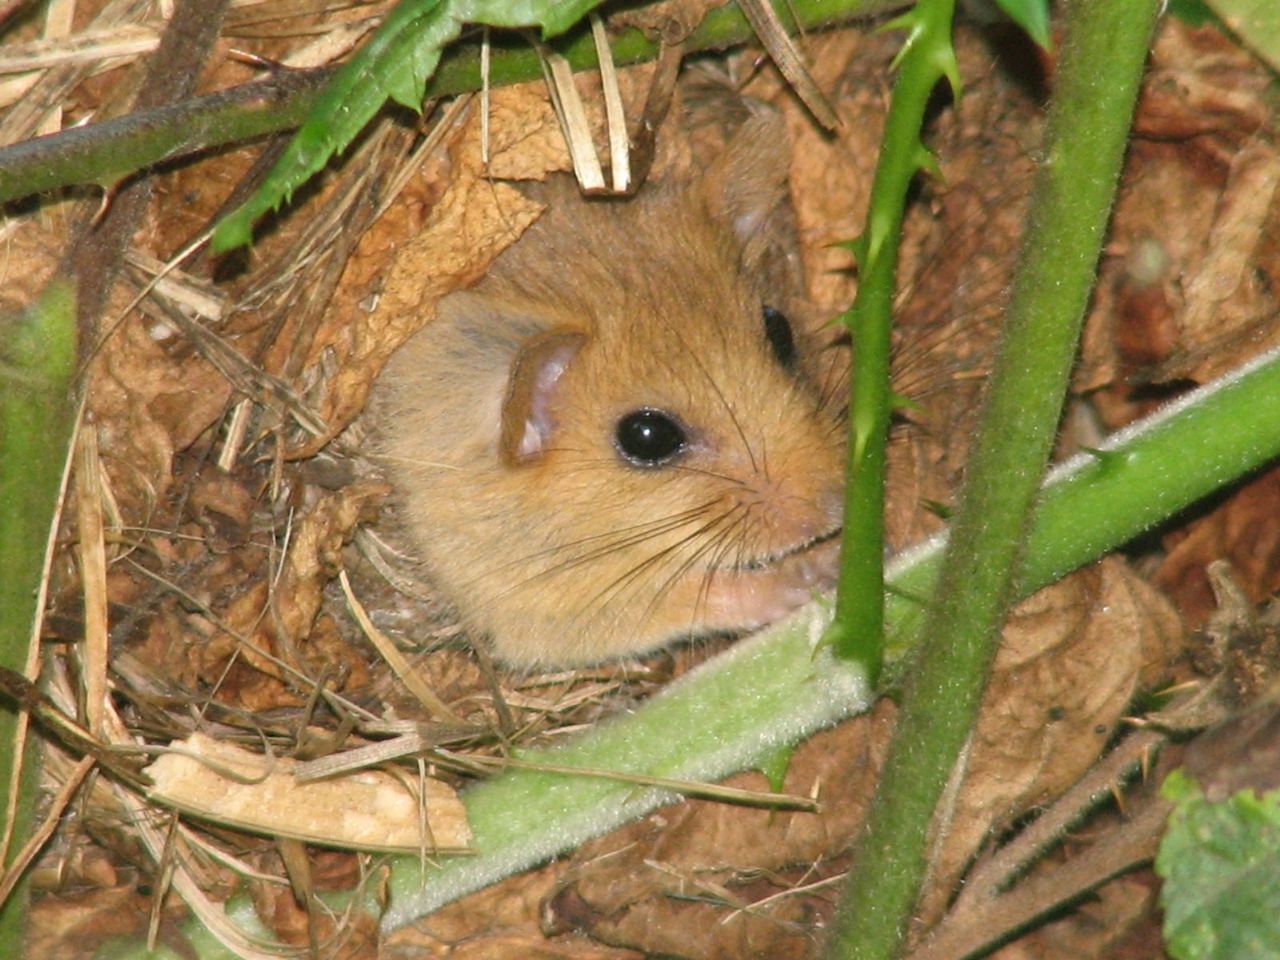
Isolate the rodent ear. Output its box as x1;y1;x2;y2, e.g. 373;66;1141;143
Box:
500;330;586;465
701;109;793;262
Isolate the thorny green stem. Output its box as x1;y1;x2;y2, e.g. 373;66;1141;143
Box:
0;280;77;946
827;0;958;687
824;1;1164;957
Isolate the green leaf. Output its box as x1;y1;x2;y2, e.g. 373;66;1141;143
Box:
993;0;1051;49
211;0;460;252
211;0;612;253
1156;770;1280;960
1168;0;1218;26
1205;0;1280;72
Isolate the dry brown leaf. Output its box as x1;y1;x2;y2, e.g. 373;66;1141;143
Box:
89;310;233;506
1079;19;1280;400
384;863;644;959
146;733;471;853
921;558;1183;920
1156;465;1280;627
208;481;384;708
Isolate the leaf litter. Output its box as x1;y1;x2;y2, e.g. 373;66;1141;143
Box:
1;2;1278;958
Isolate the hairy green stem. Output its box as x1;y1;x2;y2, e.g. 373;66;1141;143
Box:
825;1;1164;957
828;0;958;686
0;280;78;945
0;0;898;206
376;343;1280;934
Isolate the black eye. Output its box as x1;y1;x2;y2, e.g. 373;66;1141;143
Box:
763;305;796;369
615;409;686;467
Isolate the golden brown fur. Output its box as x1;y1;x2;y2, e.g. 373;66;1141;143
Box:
374;113;845;667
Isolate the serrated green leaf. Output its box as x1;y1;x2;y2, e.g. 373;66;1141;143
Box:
1156;772;1280;960
993;0;1050;49
211;0;618;252
211;0;458;252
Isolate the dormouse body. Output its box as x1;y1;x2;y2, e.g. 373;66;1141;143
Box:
375;111;845;668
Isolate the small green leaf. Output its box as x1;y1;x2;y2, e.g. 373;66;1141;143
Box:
1169;0;1218;25
212;0;616;252
1156;771;1280;960
212;0;458;252
993;0;1051;49
1204;0;1280;72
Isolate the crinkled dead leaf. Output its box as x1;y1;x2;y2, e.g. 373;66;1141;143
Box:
292;84;569;449
1157;467;1280;628
210;481;385;709
146;733;470;853
89;307;233;505
1080;20;1280;399
921;557;1183;921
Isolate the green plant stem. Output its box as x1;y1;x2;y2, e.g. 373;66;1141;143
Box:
376;343;1280;934
0;280;78;946
828;0;958;686
824;0;1163;957
0;0;899;206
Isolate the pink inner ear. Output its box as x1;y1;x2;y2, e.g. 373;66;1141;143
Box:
518;340;577;458
501;331;585;465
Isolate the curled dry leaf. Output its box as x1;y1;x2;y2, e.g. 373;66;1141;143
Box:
1080;20;1280;398
208;481;385;710
1156;467;1280;627
919;557;1184;922
146;733;471;853
88;304;233;504
301;84;568;444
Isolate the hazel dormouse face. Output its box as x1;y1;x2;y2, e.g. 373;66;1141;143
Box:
375;111;847;668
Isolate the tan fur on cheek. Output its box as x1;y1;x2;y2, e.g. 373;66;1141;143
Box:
373;112;847;668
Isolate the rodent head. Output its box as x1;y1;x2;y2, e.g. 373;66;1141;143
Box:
376;113;846;667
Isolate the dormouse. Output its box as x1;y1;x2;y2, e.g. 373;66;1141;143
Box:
374;109;845;667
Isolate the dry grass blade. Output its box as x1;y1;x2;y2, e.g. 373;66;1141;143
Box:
591;13;630;191
114;782;297;960
291;727;480;782
0;0;153;144
538;41;606;190
74;428;110;738
122;252;328;440
737;0;837;129
339;570;463;722
0;756;94;907
0;24;159;75
461;753;821;812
